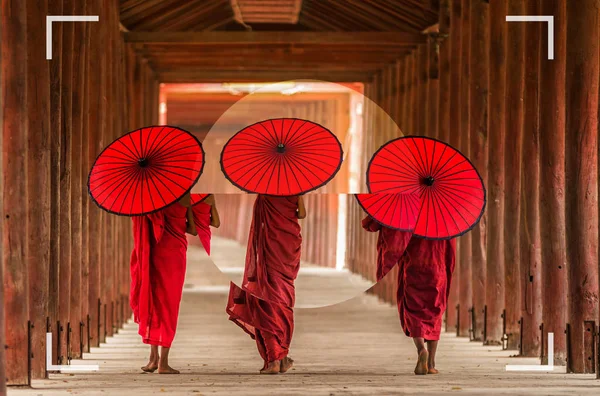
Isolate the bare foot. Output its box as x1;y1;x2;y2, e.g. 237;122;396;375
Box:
158;365;180;374
428;367;439;374
260;360;281;374
280;357;294;373
414;349;429;375
141;362;158;373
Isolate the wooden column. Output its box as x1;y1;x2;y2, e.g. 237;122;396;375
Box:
417;45;429;136
0;26;5;387
438;0;451;143
519;0;542;357
447;0;462;334
26;0;51;378
410;51;419;135
401;57;411;135
87;0;104;349
69;0;88;359
458;0;471;338
49;0;64;363
427;35;439;140
539;0;567;365
2;0;29;385
484;0;507;346
503;0;525;350
58;0;75;363
469;0;488;342
565;0;600;374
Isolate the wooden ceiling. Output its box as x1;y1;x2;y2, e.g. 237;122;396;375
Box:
120;0;439;83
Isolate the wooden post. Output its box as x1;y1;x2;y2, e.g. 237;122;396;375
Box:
484;0;507;346
402;56;412;135
539;0;567;365
87;0;104;349
457;0;471;339
427;35;439;140
417;44;429;136
69;0;88;359
48;0;64;364
503;0;525;350
410;50;419;135
469;0;488;343
0;5;5;386
565;0;600;374
25;0;51;378
2;0;29;385
438;0;451;143
519;0;542;357
447;0;462;334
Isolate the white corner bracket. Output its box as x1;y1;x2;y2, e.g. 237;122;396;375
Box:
46;15;100;60
505;15;554;60
46;332;100;373
505;332;555;372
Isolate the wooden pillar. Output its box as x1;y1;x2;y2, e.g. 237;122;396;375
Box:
447;0;462;334
87;0;103;349
58;0;75;363
457;0;471;338
48;0;64;363
469;0;488;343
25;0;51;378
438;0;451;143
484;0;507;346
427;35;439;140
565;0;600;374
503;0;525;350
2;0;29;385
519;0;542;357
417;45;429;136
69;0;88;359
410;51;419;135
539;0;567;365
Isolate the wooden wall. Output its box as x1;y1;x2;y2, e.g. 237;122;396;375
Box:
1;0;159;385
347;0;600;374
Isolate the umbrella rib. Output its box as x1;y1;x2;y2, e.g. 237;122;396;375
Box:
122;167;144;215
264;153;279;194
370;162;421;180
430;187;451;237
433;159;468;180
226;153;273;177
284;155;303;193
151;164;198;181
289;151;341;161
255;124;280;146
145;168;169;208
292;135;337;148
150;141;199;163
286;124;319;147
379;148;426;180
287;153;330;182
430;144;448;176
224;152;272;170
269;119;281;144
144;126;171;159
434;189;468;235
435;185;482;212
251;154;279;192
405;139;429;178
426;140;436;176
128;132;143;159
148;167;189;199
242;127;275;147
96;166;139;208
288;152;338;170
431;151;459;179
112;141;140;163
90;165;138;194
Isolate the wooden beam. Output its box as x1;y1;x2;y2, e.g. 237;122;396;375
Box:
124;31;427;45
158;70;373;82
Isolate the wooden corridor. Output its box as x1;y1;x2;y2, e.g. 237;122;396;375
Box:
2;0;600;392
9;244;599;396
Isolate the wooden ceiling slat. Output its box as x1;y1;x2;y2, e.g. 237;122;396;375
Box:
297;12;346;31
121;0;183;28
134;0;222;31
124;31;427;45
303;0;375;31
156;1;231;31
158;69;373;82
344;0;418;32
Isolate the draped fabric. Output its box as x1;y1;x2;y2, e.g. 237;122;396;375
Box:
130;203;189;348
191;201;212;255
362;215;456;341
226;195;302;363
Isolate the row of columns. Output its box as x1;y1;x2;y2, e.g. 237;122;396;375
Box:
1;0;159;386
345;0;600;375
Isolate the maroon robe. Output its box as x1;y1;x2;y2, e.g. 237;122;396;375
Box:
191;201;212;255
362;216;456;341
227;195;302;363
130;203;189;347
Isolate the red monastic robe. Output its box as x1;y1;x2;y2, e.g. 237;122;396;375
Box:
191;201;212;255
130;203;189;348
227;195;302;363
362;216;456;341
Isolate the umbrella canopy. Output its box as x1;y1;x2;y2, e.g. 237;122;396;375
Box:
355;192;420;232
366;136;486;240
191;193;209;206
88;125;205;216
220;118;343;196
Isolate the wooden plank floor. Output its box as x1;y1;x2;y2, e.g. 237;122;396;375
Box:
10;241;598;395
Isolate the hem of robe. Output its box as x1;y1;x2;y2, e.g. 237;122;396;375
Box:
226;307;289;362
402;327;441;341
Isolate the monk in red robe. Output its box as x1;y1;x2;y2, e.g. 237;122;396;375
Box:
130;192;198;374
362;215;456;375
226;195;306;374
191;194;221;255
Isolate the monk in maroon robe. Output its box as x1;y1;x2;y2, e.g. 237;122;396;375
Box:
226;195;306;374
362;215;456;375
130;192;198;374
191;194;221;255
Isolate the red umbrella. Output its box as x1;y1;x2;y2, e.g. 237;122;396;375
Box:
220;118;343;196
366;136;486;239
191;193;209;206
88;125;205;216
355;192;420;232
